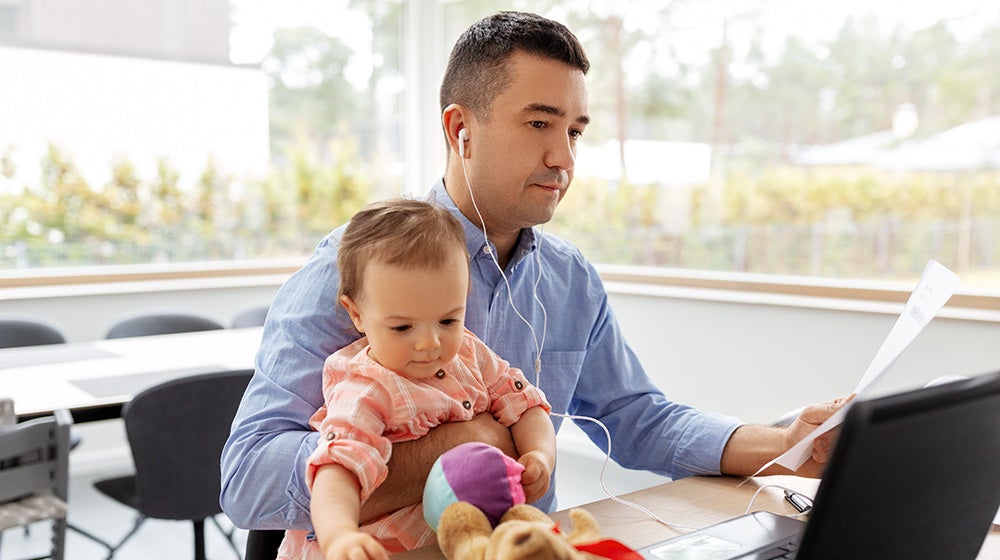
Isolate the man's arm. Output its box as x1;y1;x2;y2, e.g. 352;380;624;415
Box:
359;412;515;522
720;397;850;478
221;232;356;530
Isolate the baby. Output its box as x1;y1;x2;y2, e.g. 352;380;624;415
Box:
277;198;555;560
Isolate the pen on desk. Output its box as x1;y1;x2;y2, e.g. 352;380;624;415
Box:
784;489;812;514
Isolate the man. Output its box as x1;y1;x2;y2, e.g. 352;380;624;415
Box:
221;10;843;536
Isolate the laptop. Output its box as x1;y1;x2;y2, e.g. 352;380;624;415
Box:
638;370;1000;560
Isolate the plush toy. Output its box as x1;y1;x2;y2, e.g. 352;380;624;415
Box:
423;442;527;530
424;442;642;560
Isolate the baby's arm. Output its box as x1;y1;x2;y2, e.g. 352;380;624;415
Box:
509;406;557;504
310;463;389;560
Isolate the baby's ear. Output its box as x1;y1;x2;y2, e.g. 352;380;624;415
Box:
339;294;364;333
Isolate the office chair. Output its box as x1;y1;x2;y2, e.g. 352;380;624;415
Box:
104;312;225;339
0;316;67;348
230;304;270;328
83;369;252;560
0;409;73;560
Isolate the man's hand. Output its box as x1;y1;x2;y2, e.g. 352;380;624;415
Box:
779;395;853;477
360;413;515;522
721;395;852;478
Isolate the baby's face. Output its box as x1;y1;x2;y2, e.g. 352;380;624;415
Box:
348;249;469;380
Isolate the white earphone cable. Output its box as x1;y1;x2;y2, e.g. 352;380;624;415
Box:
457;137;746;535
461;151;543;374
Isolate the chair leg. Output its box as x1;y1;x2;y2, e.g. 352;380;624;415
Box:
68;521;116;555
193;519;206;560
209;514;244;559
107;514;147;559
70;514;146;560
50;517;68;560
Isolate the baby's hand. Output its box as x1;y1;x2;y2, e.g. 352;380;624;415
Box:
518;450;553;504
323;531;388;560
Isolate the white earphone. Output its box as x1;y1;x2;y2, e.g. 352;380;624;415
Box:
458;127;468;157
453;116;705;532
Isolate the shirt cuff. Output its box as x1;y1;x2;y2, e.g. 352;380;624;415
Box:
672;412;744;478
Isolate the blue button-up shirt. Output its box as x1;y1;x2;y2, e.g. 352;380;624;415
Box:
220;181;742;530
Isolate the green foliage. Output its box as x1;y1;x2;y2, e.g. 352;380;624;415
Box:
717;167;1000;226
266;26;359;153
5;2;1000;285
0;141;373;267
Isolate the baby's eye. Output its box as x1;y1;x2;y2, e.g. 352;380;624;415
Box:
440;318;460;326
390;325;411;333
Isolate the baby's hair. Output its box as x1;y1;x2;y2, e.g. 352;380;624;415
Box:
338;198;469;304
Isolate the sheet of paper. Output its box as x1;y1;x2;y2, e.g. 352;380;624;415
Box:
753;260;960;475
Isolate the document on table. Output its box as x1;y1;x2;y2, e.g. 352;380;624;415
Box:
754;259;960;475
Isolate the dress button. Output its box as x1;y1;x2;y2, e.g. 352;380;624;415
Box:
514;380;524;390
325;432;336;441
435;370;446;379
462;400;472;410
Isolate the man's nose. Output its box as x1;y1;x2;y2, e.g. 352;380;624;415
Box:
544;135;576;172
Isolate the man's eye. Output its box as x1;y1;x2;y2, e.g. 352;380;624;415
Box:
530;121;547;129
569;129;584;139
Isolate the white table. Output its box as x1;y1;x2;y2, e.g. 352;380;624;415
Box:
1;327;261;422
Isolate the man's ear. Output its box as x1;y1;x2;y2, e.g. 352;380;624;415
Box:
442;103;470;158
339;294;365;334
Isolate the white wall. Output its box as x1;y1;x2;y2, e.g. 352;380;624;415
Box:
608;284;1000;425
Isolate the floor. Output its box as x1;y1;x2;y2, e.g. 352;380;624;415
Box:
1;467;248;560
2;422;668;560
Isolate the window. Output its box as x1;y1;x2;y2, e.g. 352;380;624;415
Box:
1;0;402;267
2;1;999;297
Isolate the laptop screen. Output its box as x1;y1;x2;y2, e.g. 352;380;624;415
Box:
798;370;1000;559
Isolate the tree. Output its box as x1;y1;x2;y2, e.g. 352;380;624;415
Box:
264;26;359;155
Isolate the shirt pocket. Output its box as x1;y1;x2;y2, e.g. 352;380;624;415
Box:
535;350;586;415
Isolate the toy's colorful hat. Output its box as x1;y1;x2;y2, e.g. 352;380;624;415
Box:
423;442;525;530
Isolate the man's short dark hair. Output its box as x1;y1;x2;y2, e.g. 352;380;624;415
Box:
440;11;590;121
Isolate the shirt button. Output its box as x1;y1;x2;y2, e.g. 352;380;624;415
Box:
325;432;337;441
482;246;491;255
435;370;446;379
462;400;472;410
514;380;524;390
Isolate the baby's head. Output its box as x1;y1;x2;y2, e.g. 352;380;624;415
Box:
338;199;470;379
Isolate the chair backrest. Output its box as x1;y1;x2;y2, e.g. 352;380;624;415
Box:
105;312;225;339
0;317;67;349
0;409;71;505
230;304;270;328
122;369;253;521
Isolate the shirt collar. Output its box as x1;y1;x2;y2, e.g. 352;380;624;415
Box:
427;180;539;267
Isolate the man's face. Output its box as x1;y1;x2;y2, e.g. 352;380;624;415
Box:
460;51;589;238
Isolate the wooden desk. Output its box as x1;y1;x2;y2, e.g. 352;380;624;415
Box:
392;475;1000;559
1;327;261;422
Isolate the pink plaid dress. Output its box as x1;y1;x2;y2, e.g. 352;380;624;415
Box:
277;329;549;559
